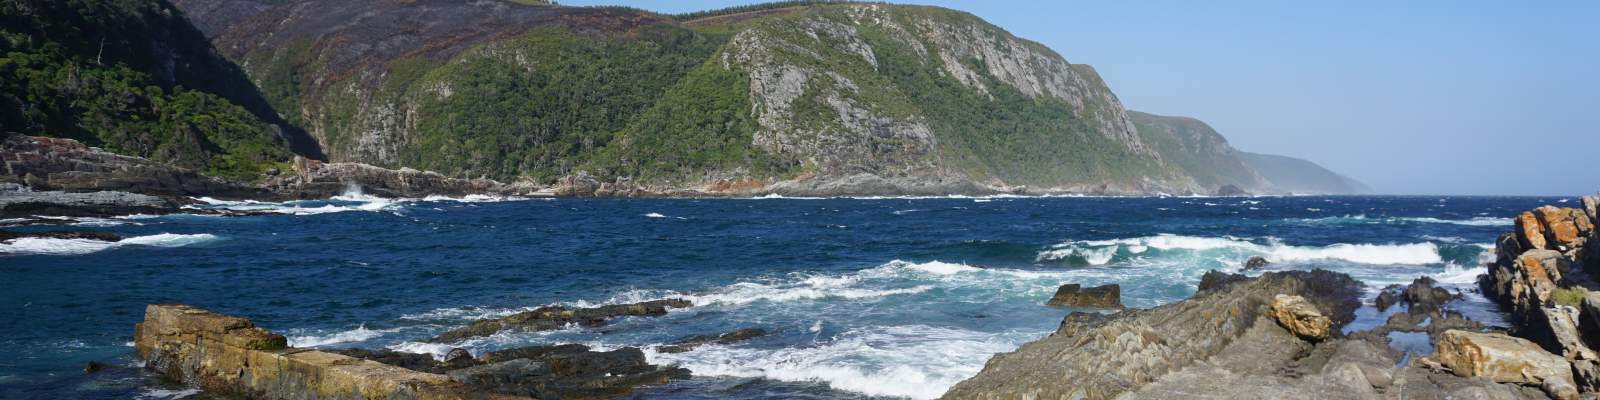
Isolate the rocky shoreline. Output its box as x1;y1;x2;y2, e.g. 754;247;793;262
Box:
108;195;1600;399
944;194;1600;400
1;134;1272;222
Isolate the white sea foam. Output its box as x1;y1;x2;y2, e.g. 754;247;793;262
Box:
1295;214;1511;227
0;233;218;256
139;388;202;399
647;324;1028;400
286;324;400;348
645;212;668;218
1038;234;1444;265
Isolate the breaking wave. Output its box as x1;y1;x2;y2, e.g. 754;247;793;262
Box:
1295;215;1511;227
285;324;402;348
1037;234;1445;265
0;233;218;256
646;324;1031;399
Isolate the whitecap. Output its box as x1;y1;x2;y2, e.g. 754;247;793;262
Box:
286;324;400;348
139;388;202;399
0;233;218;256
647;325;1030;400
1038;234;1444;266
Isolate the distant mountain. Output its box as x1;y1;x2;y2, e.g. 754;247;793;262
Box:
1239;152;1372;195
1129;111;1369;195
4;0;1368;196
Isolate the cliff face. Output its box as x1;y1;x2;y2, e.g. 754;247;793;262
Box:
8;0;1366;196
167;0;1210;194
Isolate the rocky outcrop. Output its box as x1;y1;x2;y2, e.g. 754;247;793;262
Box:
1476;195;1600;396
1269;294;1332;341
943;270;1362;399
338;344;690;399
655;328;769;354
1044;283;1122;308
0;187;182;218
1374;276;1458;312
1;135;270;198
136;304;689;399
0;230;121;242
1435;330;1579;399
430;299;692;343
949;270;1564;400
1244;255;1271;270
1482;197;1600;344
134;304;471;399
266;156;533;199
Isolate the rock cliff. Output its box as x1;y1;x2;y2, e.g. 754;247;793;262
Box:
6;0;1368;197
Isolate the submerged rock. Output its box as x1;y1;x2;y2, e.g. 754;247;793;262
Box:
430;299;692;342
656;328;768;354
1045;283;1122;308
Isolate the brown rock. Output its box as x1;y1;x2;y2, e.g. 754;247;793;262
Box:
1517;211;1549;251
1046;283;1122;308
1536;206;1593;250
1270;294;1332;340
1435;330;1578;400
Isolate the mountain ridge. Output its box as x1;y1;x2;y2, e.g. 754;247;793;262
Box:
2;0;1369;196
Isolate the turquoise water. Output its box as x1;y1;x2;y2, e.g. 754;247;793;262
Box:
0;194;1560;399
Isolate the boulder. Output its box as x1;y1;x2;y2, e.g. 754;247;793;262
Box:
1538;306;1596;360
1579;293;1600;351
944;270;1362;400
1536;206;1594;251
1582;196;1599;226
1516;211;1550;251
1435;330;1578;400
1270;294;1332;341
430;299;692;342
1046;283;1123;308
1243;256;1270;271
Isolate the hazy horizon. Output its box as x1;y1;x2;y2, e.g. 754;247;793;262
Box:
565;0;1598;196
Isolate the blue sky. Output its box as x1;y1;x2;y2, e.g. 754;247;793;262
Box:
566;1;1598;195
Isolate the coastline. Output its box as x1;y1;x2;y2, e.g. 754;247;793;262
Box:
2;134;1353;222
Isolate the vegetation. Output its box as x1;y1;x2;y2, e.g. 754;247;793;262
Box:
1552;287;1589;307
671;1;859;21
0;0;292;181
1130;111;1261;190
396;25;730;182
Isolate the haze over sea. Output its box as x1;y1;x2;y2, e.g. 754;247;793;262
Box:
0;194;1566;399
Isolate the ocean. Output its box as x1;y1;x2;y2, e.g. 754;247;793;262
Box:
0;194;1563;399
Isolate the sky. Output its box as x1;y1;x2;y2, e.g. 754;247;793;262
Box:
566;0;1598;195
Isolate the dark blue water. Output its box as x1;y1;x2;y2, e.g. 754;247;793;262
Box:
0;194;1566;399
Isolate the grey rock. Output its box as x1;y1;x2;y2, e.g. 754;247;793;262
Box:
942;270;1362;399
1243;255;1271;270
1045;283;1122;308
0;190;181;218
430;299;692;343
